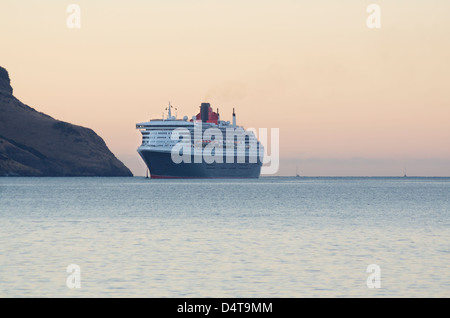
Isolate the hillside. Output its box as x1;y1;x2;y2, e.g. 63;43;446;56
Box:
0;66;132;176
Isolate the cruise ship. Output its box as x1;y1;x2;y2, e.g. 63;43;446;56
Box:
136;102;263;178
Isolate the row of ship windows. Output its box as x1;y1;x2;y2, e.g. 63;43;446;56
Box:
142;132;174;135
143;137;171;139
142;140;253;144
141;142;255;149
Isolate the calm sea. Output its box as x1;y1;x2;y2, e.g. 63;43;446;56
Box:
0;177;449;297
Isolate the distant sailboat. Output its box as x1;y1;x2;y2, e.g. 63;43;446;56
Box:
296;165;300;178
403;168;407;178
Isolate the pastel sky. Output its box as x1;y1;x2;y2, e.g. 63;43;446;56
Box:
1;1;449;176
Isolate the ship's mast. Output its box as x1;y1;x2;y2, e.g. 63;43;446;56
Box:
168;101;172;118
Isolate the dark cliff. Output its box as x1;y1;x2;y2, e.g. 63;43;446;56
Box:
0;66;133;176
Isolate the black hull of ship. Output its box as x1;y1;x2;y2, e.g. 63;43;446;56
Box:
138;149;262;179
